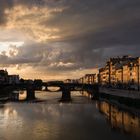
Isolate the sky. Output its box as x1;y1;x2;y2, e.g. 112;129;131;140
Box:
0;0;140;80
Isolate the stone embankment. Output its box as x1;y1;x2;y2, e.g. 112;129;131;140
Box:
99;88;140;108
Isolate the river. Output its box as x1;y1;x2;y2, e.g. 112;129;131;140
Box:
0;91;140;140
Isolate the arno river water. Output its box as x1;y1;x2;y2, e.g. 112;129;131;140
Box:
0;91;140;140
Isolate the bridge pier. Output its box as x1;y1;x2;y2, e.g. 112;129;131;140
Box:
26;86;35;100
91;84;99;100
10;92;19;101
60;87;71;102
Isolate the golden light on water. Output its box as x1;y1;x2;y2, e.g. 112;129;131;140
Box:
19;91;27;100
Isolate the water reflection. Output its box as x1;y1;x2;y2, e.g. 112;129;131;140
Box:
19;90;26;100
97;101;140;138
47;86;61;92
10;90;27;101
12;90;92;104
0;92;140;140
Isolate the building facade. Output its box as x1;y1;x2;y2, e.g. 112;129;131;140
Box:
8;75;20;84
99;56;140;89
0;70;8;84
78;74;97;84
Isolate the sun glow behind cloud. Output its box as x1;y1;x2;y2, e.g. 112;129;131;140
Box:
3;5;66;42
0;41;24;52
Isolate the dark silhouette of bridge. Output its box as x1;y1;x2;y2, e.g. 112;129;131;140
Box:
1;82;99;102
43;82;99;101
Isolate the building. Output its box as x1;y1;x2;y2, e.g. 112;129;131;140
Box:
0;70;20;85
115;65;123;83
99;67;109;85
64;79;78;83
99;56;140;89
78;74;97;84
0;69;8;84
8;75;20;84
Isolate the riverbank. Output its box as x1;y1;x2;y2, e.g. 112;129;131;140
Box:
99;88;140;108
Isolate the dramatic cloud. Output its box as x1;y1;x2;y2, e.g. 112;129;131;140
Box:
0;0;140;80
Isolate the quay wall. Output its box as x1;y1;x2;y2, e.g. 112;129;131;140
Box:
99;88;140;108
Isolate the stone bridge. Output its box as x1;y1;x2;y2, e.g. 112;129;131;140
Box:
1;82;99;101
42;82;99;101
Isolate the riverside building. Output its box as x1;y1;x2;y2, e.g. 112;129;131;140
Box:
99;55;140;90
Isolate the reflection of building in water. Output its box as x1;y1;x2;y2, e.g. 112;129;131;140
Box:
97;101;140;137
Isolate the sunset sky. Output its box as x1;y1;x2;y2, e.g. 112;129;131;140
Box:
0;0;140;80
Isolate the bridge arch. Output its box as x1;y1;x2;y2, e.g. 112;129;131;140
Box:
45;86;61;92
